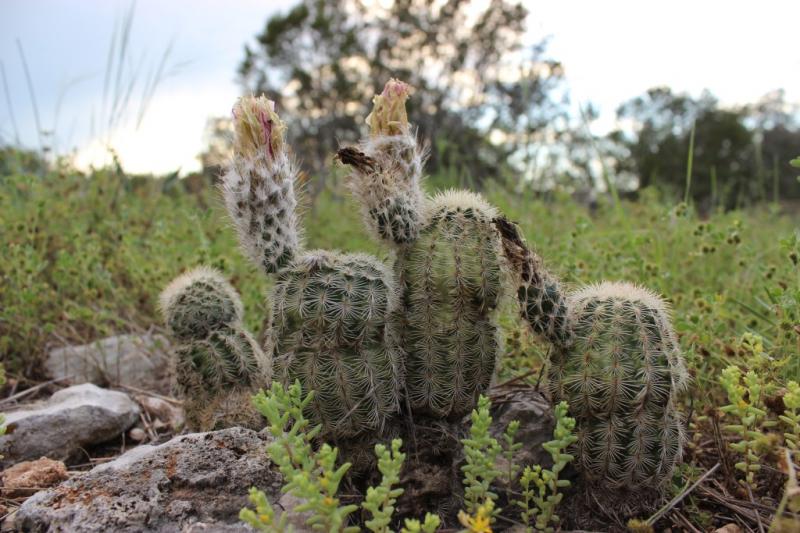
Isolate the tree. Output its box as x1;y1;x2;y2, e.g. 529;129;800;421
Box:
746;90;800;202
610;87;756;210
238;0;567;189
198;116;234;176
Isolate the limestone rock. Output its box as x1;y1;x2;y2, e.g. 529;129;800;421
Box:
0;384;140;465
15;427;281;533
489;387;554;470
46;333;171;393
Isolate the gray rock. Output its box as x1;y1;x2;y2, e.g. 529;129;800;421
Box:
0;384;140;465
46;333;171;393
489;387;555;470
15;427;282;533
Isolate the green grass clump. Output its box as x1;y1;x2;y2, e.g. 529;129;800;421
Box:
0;168;376;376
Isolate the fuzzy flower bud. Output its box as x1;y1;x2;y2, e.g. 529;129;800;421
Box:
365;79;411;136
232;95;286;161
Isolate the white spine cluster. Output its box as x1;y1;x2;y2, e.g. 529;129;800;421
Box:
221;96;301;274
343;132;426;245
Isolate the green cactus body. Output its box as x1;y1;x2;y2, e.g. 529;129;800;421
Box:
160;267;271;431
271;250;402;438
548;282;688;489
159;267;243;342
175;326;272;430
397;190;503;419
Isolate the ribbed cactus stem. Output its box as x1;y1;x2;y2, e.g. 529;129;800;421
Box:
493;216;572;347
338;79;424;245
159;267;271;431
270;250;402;438
398;190;503;418
550;282;688;489
159;267;244;342
222;95;300;274
174;325;271;430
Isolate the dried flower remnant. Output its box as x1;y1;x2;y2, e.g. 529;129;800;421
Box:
366;79;412;136
232;95;286;161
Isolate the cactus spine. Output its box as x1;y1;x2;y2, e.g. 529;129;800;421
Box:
340;81;504;419
497;220;687;490
160;268;271;430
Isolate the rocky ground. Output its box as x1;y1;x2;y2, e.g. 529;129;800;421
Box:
0;333;556;532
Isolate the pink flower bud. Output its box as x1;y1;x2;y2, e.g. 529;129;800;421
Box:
232;95;285;160
365;79;412;136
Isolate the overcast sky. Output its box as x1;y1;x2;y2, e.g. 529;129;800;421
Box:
1;0;798;174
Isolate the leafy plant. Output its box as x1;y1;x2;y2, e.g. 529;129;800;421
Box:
399;514;441;533
502;420;522;486
780;381;800;453
515;401;577;533
0;363;6;458
719;365;774;490
457;498;494;533
241;381;359;532
362;440;405;533
461;395;503;517
241;381;441;532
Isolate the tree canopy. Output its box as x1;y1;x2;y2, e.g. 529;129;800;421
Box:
238;0;567;188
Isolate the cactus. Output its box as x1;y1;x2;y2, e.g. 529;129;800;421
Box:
397;191;504;418
218;95;402;439
552;282;688;489
270;250;403;438
221;95;300;274
338;79;425;245
159;267;271;430
496;219;688;490
340;82;505;419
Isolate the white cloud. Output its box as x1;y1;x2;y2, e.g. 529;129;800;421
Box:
73;82;239;174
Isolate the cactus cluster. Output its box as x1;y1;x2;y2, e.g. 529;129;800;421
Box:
496;219;688;491
160;77;687;503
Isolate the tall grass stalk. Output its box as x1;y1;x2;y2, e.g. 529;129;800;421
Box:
15;39;44;156
0;61;21;146
684;120;696;205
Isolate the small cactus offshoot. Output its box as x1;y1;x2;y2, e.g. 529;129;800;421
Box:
159;266;243;342
159;267;271;430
